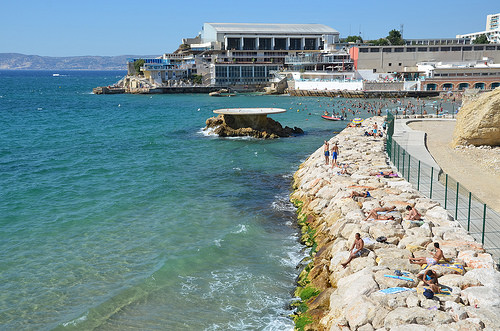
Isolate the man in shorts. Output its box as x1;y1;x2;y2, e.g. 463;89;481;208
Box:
409;242;447;265
323;140;330;165
342;233;364;268
331;142;339;168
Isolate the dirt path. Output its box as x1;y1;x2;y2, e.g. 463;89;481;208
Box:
408;121;500;212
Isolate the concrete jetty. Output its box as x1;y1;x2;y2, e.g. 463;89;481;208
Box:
290;116;500;330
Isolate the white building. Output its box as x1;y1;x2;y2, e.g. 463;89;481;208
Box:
457;13;500;44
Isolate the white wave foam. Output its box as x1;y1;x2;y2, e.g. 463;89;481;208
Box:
199;127;218;137
232;167;241;171
233;224;247;234
62;313;88;327
271;193;296;212
262;317;294;331
214;239;223;247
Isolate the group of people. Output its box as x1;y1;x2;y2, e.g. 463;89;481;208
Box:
323;141;339;168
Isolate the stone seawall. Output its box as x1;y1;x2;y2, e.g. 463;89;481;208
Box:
290;116;500;330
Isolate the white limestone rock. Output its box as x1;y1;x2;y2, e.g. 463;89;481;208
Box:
461;286;500;309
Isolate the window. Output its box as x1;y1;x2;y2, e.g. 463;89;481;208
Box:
418;47;428;52
383;48;392;52
398;63;402;66
228;66;240;78
227;38;241;50
359;48;369;53
440;47;450;51
304;38;316;50
452;47;461;51
258;38;272;50
274;38;286;50
254;66;266;77
370;48;380;52
243;38;256;50
406;47;416;52
394;48;404;52
241;66;253;77
289;38;302;50
474;46;484;50
429;47;439;51
463;46;472;51
215;66;227;77
388;63;392;66
486;45;496;50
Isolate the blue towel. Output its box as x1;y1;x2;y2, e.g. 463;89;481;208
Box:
378;287;415;294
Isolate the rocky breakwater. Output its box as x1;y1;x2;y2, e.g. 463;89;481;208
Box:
290;116;500;330
205;112;303;139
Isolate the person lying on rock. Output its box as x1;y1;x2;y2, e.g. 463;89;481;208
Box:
409;242;447;266
350;190;371;199
369;170;397;177
339;163;351;175
364;205;396;221
405;205;422;221
341;233;364;268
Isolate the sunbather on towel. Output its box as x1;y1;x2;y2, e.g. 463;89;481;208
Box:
350;190;371;199
364;205;396;221
420;269;441;294
409;242;448;266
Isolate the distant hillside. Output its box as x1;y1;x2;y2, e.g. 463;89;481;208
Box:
0;53;160;70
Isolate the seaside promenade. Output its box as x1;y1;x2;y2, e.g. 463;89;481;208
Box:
290;116;500;330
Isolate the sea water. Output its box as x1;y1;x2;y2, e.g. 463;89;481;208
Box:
0;70;413;330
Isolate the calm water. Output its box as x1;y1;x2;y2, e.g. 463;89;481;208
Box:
0;70;359;330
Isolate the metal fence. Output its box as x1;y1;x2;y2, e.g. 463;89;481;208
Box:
385;113;500;265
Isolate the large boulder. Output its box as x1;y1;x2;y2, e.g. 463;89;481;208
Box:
452;88;500;146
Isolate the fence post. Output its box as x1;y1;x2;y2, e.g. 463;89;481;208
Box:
455;182;459;220
482;204;487;245
407;155;411;181
444;174;448;209
467;192;472;231
430;167;433;199
417;161;421;190
402;149;405;176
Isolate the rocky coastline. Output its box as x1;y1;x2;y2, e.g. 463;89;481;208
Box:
290;116;500;330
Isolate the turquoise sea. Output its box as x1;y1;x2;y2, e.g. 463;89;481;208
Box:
0;71;457;330
0;70;353;330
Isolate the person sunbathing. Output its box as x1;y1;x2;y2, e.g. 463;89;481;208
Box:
364;205;396;221
370;170;397;177
350;190;371;199
409;242;448;265
420;269;441;295
406;205;421;221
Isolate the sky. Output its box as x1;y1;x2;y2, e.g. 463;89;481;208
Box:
0;0;498;57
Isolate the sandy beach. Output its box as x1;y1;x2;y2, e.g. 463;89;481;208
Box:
408;121;500;213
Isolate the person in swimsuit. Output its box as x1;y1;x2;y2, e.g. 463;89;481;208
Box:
350;190;371;199
364;205;396;221
342;233;364;268
406;205;422;221
373;123;378;137
331;142;339;168
323;141;330;165
409;242;447;265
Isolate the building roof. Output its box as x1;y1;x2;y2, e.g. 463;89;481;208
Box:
205;23;338;34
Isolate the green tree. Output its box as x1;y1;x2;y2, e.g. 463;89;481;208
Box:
133;59;145;76
387;29;405;45
344;35;363;43
371;38;390;46
190;74;203;85
473;34;489;44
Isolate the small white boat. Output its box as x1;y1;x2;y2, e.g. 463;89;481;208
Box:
52;74;60;77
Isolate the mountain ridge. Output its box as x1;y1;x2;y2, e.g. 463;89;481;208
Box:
0;53;160;70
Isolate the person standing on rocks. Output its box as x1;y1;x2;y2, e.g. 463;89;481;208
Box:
331;142;339;168
342;233;364;268
323;141;330;165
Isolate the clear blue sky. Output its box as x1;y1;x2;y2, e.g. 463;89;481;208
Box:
0;0;498;56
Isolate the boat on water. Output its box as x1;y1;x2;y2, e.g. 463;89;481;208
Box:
209;89;236;97
321;115;343;121
52;74;60;77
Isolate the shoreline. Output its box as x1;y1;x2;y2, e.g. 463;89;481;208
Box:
290;116;500;330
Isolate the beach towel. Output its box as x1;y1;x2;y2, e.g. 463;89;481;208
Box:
422;262;465;275
378;287;415;294
417;287;451;296
384;274;415;282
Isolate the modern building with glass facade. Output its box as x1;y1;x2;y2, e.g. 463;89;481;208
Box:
456;12;500;44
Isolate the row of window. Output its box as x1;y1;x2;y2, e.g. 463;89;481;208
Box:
434;72;500;77
214;66;278;78
360;45;500;53
215;78;269;84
